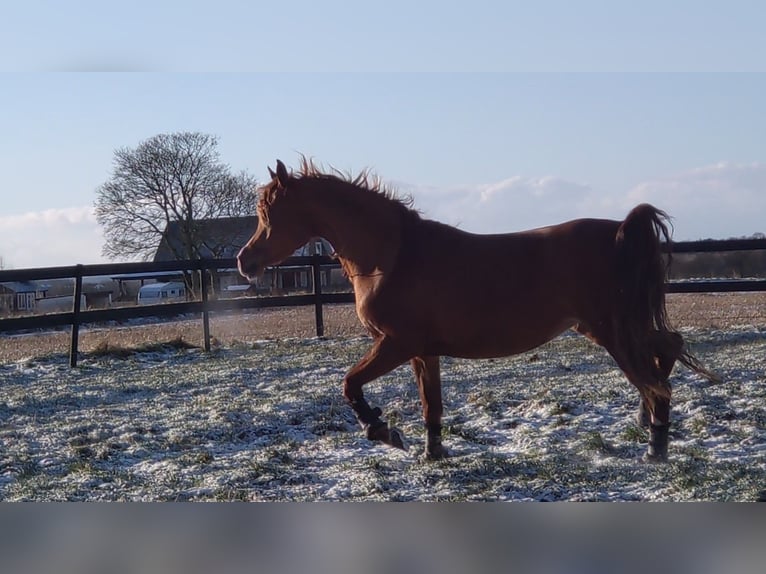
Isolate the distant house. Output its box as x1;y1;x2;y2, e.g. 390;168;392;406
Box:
0;281;50;313
153;216;260;262
264;237;337;294
118;216;341;296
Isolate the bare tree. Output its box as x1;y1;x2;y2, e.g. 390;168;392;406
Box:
94;132;257;262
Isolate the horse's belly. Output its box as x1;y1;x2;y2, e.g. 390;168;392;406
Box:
429;313;576;359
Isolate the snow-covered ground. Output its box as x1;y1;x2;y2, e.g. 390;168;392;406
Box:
1;328;764;501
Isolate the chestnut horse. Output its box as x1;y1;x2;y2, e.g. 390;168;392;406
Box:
238;159;716;462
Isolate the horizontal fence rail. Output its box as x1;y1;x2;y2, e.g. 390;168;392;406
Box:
667;238;766;253
1;238;765;366
663;238;766;293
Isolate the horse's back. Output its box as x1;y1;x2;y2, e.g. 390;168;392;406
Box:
405;216;621;295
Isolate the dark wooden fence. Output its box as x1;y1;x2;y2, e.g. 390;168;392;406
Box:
664;238;766;293
1;238;765;367
0;255;352;367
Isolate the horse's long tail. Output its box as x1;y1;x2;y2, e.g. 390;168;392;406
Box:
614;204;719;386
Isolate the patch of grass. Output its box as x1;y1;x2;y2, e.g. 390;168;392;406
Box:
230;339;260;351
241;445;298;487
550;402;573;416
686;414;708;437
670;458;708;491
681;445;709;462
214;486;251;502
362;456;388;474
67;458;96;475
466;390;504;415
621;424;648;443
265;446;293;465
512;453;590;484
89;336;200;359
90;341;135;359
582;430;613;454
194;450;214;465
444;423;494;445
727;426;750;442
166;431;195;450
12;458;43;480
470;454;525;479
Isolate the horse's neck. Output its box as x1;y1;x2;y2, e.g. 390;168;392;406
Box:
308;187;402;277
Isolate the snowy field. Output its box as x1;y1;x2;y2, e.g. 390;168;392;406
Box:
1;328;764;501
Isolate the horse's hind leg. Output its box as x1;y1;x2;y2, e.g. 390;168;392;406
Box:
636;331;685;462
636;331;684;428
620;369;672;462
576;324;672;462
411;356;448;460
343;336;411;450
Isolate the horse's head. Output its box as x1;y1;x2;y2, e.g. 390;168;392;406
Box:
237;160;314;282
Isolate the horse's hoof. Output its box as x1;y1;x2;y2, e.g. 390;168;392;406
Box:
425;444;450;461
387;427;408;451
366;422;388;442
366;423;408;451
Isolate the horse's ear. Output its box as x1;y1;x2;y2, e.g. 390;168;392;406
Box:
267;166;277;180
275;159;289;187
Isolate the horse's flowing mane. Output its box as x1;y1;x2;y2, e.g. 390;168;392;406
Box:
294;157;417;215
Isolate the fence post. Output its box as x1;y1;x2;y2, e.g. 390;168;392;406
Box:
312;255;324;337
200;265;211;352
69;264;84;367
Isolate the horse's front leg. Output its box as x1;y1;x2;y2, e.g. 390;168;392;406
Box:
411;356;449;460
343;336;411;451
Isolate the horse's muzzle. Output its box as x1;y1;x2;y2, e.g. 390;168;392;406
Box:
236;253;261;282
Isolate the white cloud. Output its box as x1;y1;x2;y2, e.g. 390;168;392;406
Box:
0;207;108;269
402;162;765;241
626;162;766;239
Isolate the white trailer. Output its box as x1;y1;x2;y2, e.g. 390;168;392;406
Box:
136;282;186;305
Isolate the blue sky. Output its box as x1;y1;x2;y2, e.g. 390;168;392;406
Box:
2;1;765;72
1;4;765;268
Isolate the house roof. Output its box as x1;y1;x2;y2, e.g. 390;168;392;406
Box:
0;281;49;293
153;216;259;262
153;216;335;262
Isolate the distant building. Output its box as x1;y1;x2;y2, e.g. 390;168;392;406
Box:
0;281;50;313
137;281;186;305
153;216;260;262
113;216;342;298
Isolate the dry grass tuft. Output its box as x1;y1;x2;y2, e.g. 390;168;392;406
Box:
89;336;199;360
